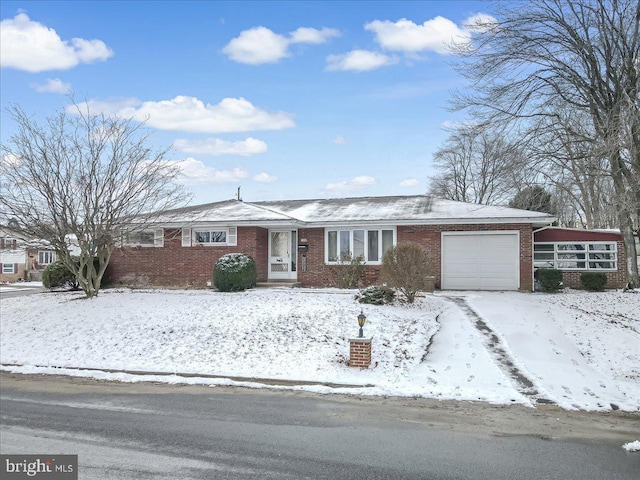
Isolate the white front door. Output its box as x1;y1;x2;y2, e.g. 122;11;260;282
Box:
268;230;297;280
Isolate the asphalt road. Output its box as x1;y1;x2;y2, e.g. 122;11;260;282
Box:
0;373;638;479
0;284;45;298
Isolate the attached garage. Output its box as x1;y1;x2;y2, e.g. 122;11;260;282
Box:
441;231;520;290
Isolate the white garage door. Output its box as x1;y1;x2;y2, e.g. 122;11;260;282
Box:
441;232;520;290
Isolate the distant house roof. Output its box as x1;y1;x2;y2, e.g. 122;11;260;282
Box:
153;195;555;228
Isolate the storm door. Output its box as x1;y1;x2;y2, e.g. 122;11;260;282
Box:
268;230;297;280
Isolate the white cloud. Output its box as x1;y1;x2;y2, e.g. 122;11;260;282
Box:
1;153;21;168
365;16;473;54
173;137;267;156
253;172;277;183
333;135;346;145
289;27;339;44
325;175;376;193
78;96;295;133
0;13;113;72
222;26;290;64
399;178;419;187
30;77;71;94
463;13;499;33
223;26;339;65
326;50;396;72
168;158;250;186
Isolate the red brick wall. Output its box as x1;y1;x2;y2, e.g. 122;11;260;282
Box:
107;223;536;290
296;224;534;290
106;226;269;287
396;223;534;291
297;228;325;286
349;338;372;368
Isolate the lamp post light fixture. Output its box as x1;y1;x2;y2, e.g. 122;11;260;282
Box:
357;310;367;338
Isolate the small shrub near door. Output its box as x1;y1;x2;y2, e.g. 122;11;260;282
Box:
214;253;257;292
536;268;563;292
322;255;365;289
580;272;607;291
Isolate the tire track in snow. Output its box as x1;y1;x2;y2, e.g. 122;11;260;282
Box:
443;296;554;405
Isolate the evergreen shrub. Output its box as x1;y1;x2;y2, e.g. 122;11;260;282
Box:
356;285;396;305
42;260;79;290
213;253;257;292
580;272;607;291
536;268;563;292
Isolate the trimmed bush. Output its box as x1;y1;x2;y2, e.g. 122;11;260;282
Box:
356;285;396;305
214;253;257;292
42;260;79;290
536;268;563;292
580;272;607;291
322;255;365;289
381;242;433;303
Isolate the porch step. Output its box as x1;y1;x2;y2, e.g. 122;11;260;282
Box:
255;281;302;288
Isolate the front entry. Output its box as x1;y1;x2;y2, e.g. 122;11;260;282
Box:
268;230;297;280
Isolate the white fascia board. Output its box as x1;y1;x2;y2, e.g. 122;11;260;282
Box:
155;220;304;229
316;217;555;228
149;216;555;229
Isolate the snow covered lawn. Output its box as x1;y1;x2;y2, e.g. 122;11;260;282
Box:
1;287;638;412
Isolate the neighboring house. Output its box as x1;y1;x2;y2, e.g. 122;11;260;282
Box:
24;239;57;282
0;226;26;282
0;226;57;283
533;227;627;289
106;195;556;291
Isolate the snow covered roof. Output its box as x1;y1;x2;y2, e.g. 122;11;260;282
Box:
153;195;555;227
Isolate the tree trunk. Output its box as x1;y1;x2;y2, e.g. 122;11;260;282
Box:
609;153;640;288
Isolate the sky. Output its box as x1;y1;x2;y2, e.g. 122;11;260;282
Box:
0;1;492;206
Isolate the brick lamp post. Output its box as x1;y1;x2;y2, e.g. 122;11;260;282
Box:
349;310;371;368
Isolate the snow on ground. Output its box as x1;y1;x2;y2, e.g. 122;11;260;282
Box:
462;290;639;411
0;287;638;412
623;440;640;452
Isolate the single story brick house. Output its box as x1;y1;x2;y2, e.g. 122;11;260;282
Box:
107;195;559;291
533;226;626;289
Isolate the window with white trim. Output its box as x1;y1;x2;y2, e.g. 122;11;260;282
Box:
534;242;617;270
325;228;395;264
124;230;155;247
2;263;15;274
38;251;55;265
1;238;18;249
192;227;237;246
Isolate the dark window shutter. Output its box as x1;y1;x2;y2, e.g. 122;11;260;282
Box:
13;240;17;249
0;239;4;248
14;263;18;274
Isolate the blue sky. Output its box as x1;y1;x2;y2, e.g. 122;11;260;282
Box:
0;1;490;205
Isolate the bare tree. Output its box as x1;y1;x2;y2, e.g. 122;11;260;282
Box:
526;107;618;228
452;0;640;287
428;125;530;205
0;103;190;297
